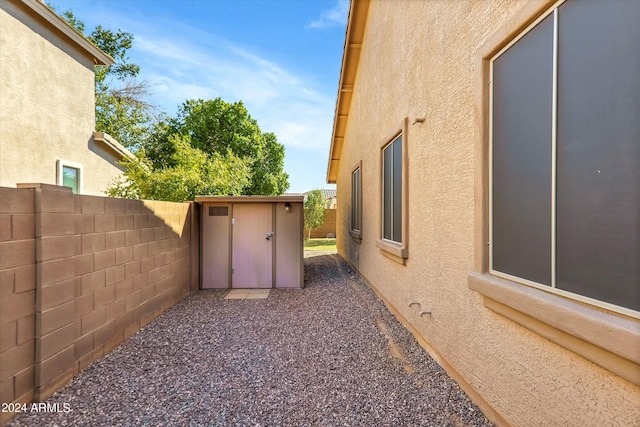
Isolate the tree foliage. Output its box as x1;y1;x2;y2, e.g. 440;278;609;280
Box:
54;8;290;201
304;190;326;238
107;134;252;202
142;98;289;195
55;8;152;148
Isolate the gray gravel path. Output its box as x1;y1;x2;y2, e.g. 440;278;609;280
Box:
8;254;493;427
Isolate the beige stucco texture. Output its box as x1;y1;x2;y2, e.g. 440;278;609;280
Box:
0;1;123;196
334;1;639;426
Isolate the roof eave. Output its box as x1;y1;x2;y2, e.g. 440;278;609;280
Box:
93;132;135;160
326;0;370;184
12;0;115;66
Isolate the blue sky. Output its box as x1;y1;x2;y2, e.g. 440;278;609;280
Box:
47;0;348;193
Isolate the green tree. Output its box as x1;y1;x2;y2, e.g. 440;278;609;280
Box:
304;190;326;239
107;134;253;202
55;8;152;148
143;98;290;195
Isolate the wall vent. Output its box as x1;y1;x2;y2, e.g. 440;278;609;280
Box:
209;206;229;216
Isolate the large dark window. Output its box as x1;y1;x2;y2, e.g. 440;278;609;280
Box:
491;0;639;313
382;135;402;243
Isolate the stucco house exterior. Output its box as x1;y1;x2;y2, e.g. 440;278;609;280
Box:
328;0;639;426
0;0;132;196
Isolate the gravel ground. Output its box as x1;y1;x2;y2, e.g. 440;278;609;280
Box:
8;254;493;427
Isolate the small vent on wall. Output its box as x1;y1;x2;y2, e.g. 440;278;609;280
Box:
209;206;229;216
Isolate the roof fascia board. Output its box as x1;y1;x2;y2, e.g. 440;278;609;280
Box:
195;196;305;203
12;0;115;66
326;0;370;184
93;132;135;160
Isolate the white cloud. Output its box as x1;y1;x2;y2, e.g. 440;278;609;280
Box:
132;28;334;152
306;0;349;30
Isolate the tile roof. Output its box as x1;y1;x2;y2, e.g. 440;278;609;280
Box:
284;189;337;201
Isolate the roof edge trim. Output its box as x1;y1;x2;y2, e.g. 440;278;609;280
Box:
326;0;371;184
13;0;115;66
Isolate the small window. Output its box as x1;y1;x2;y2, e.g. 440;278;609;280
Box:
57;160;82;194
376;119;408;262
350;162;362;242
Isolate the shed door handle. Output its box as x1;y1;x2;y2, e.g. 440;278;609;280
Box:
266;232;274;240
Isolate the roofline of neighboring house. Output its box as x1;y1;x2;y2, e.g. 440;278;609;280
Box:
93;132;135;160
12;0;115;66
326;0;370;184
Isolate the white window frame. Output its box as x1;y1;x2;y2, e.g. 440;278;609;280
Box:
56;159;83;194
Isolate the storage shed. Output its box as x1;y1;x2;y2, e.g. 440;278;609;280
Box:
197;196;304;289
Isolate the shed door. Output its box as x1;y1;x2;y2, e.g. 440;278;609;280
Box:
202;204;230;289
232;203;273;288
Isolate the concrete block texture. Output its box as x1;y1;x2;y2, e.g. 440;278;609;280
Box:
0;186;195;421
0;188;34;214
37;189;75;214
10;214;35;241
0;215;10;242
0;240;35;270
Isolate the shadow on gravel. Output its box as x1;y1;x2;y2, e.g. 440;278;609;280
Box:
7;254;494;427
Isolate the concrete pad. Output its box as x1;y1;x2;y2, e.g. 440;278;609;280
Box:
225;289;270;300
225;290;249;299
245;290;270;299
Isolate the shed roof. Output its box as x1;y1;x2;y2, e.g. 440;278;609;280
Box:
196;195;304;203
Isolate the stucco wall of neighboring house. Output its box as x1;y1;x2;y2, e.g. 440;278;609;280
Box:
0;1;123;196
334;1;639;426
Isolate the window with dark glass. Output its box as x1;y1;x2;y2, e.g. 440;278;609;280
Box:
491;0;639;313
382;135;402;243
351;167;361;232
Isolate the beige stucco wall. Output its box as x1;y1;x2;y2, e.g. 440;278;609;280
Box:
0;1;124;196
335;1;640;426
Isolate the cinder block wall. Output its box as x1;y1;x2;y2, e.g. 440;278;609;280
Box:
307;209;336;238
0;188;36;424
0;184;199;425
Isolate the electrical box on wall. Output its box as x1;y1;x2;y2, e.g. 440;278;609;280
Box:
196;196;304;289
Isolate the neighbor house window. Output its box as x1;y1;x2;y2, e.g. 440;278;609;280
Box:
57;160;82;194
376;119;408;262
350;162;362;242
490;0;639;315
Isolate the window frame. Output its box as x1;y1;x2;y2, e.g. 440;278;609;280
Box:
349;161;363;242
468;0;640;386
376;118;409;263
489;0;638;318
56;159;83;194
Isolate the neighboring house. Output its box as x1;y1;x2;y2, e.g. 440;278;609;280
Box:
328;1;639;426
315;189;337;210
0;0;132;196
287;189;337;237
